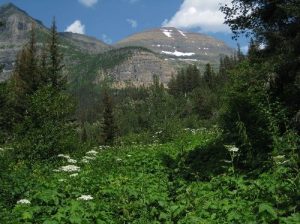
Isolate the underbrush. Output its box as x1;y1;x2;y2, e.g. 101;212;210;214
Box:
0;128;299;223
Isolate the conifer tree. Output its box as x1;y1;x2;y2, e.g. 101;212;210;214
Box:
204;63;214;89
10;23;40;123
48;17;65;90
0;21;4;73
236;43;245;62
12;23;40;95
101;90;117;145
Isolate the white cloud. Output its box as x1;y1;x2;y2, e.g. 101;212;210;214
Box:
65;20;85;34
163;0;231;33
126;19;138;28
102;34;112;44
78;0;98;7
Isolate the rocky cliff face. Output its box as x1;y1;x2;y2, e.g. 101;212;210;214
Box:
0;3;47;80
107;50;176;87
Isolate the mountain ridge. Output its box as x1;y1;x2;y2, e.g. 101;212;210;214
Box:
0;3;233;86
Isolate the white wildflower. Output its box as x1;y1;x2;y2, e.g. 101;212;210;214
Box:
59;165;80;172
83;156;96;160
86;150;98;156
229;147;239;152
57;154;71;159
67;158;77;164
81;159;90;163
273;155;288;165
225;145;239;153
17;199;31;205
70;173;79;177
273;155;285;160
58;179;65;182
127;154;132;157
77;195;93;201
222;160;232;164
116;158;122;162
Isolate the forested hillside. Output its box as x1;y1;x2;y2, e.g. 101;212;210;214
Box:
0;0;299;223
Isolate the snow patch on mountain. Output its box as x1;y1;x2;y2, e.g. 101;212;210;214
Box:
161;50;195;57
161;29;172;38
178;30;187;38
179;58;199;62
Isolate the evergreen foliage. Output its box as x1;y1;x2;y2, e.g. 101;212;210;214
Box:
101;90;117;145
168;65;201;96
47;18;65;90
221;0;300;123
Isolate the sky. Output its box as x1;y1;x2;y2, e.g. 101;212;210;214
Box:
0;0;249;51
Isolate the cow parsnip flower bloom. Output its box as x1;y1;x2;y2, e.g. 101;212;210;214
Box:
77;195;93;201
17;199;31;205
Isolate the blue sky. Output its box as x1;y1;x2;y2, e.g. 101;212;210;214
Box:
0;0;249;51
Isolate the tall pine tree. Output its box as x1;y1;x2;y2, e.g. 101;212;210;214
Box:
10;23;40;124
101;90;117;145
48;17;65;90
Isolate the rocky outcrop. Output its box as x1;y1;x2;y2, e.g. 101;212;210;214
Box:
107;50;176;87
0;3;47;78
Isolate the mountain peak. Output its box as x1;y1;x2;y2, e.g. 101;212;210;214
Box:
0;2;28;15
0;2;45;31
116;28;233;63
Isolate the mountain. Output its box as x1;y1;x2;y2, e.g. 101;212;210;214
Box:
0;3;110;81
0;3;233;86
0;3;47;81
116;27;233;64
60;32;111;54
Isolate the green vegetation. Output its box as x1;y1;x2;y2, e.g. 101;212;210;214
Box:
0;129;299;223
0;0;299;223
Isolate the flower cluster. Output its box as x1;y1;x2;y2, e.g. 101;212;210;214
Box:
224;145;239;153
77;195;93;201
57;154;71;159
86;150;98;156
67;158;77;164
58;165;81;172
70;173;79;177
17;199;31;205
273;155;288;165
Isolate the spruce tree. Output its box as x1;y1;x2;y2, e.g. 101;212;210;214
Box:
102;90;117;145
204;63;214;89
12;23;40;95
0;21;4;72
10;23;40;123
48;17;65;90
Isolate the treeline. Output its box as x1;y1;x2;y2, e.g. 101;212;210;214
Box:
75;52;243;145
